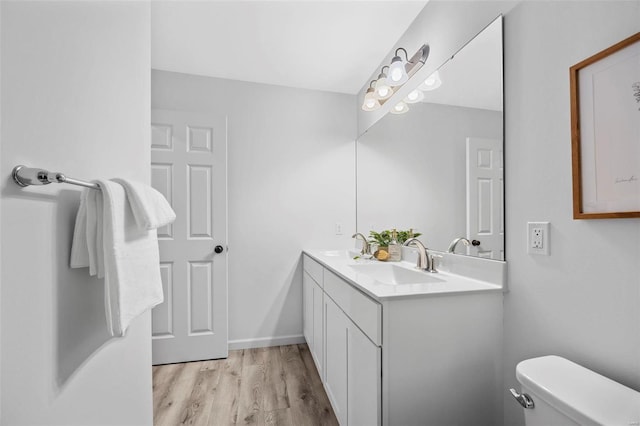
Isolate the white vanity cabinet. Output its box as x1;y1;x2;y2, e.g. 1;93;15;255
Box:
302;272;312;349
303;255;382;426
323;295;348;424
346;313;381;426
303;251;504;426
324;294;382;426
302;255;324;379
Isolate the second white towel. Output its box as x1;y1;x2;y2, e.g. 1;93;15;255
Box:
112;178;176;230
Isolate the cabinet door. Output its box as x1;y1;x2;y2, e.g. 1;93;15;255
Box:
302;271;313;349
348;324;381;426
312;281;324;379
324;296;348;426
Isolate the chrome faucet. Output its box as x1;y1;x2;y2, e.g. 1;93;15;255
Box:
403;238;433;272
448;237;471;253
352;233;371;255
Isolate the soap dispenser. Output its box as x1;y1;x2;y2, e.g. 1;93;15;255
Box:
388;229;402;262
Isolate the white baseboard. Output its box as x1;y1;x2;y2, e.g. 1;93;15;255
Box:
228;334;306;351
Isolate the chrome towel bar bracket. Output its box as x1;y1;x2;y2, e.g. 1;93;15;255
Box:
12;165;100;190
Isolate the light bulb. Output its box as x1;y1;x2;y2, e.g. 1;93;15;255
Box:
362;88;381;111
419;70;442;91
387;56;408;86
404;89;424;104
374;78;392;101
390;67;403;82
390;101;409;115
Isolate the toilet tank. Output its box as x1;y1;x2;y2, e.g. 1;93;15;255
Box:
515;355;640;426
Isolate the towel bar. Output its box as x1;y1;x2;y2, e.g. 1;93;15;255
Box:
12;165;100;190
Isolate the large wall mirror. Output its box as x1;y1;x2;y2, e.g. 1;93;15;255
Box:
356;16;504;260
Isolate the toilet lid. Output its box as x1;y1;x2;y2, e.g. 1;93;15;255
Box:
516;355;640;426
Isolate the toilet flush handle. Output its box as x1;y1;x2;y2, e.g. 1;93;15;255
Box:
509;388;535;409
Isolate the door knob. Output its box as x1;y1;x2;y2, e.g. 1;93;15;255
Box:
471;239;481;246
214;245;224;254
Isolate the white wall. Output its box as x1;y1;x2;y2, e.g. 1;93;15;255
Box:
357;102;502;252
503;1;640;424
152;70;356;348
1;2;152;425
357;1;516;136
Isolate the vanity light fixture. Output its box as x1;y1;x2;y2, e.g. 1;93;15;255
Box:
390;101;409;114
419;70;442;91
387;48;410;86
373;66;392;100
404;88;424;104
362;81;382;111
361;44;430;113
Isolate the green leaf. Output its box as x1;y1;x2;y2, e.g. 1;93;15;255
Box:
369;229;422;245
368;230;391;246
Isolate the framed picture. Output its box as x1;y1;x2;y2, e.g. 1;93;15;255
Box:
570;32;640;219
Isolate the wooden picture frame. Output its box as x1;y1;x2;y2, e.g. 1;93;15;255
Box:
570;32;640;219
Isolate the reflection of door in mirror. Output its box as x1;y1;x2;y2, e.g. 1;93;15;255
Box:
356;16;504;258
466;137;504;260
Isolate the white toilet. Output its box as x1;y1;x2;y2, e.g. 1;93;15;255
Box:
513;355;640;425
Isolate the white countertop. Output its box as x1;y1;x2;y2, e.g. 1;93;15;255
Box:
303;249;503;301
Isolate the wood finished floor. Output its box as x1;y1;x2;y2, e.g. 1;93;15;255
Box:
153;344;339;426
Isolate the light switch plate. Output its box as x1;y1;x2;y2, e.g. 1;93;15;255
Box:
527;222;550;255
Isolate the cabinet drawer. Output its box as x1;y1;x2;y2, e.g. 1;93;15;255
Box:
303;254;323;287
324;270;382;346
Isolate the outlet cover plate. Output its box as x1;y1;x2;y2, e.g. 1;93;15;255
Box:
527;222;550;255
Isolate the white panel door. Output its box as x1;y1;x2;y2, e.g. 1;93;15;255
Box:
466;137;504;260
151;109;228;365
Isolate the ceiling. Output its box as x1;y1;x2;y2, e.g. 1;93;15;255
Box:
151;1;428;95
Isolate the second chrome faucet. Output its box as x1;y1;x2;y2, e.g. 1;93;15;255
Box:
403;238;436;272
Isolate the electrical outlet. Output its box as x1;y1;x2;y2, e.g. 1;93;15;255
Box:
527;222;550;255
532;228;543;248
335;222;343;235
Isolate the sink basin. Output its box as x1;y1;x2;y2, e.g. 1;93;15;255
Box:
319;250;373;260
349;263;443;285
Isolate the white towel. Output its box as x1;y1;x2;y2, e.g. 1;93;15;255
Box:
70;191;90;268
87;188;105;278
70;188;105;278
100;180;165;336
70;179;171;336
111;178;175;230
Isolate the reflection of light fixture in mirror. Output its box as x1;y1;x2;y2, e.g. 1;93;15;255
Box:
419;70;442;91
404;89;424;104
388;48;409;86
361;43;429;113
373;66;392;100
390;101;409;114
361;81;381;111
